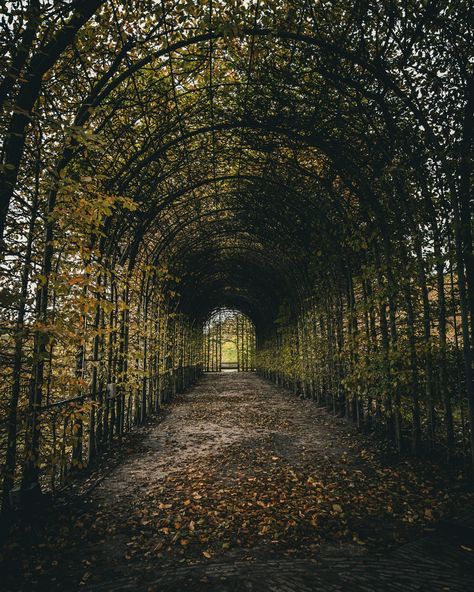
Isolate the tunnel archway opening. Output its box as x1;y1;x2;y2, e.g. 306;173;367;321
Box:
203;308;256;373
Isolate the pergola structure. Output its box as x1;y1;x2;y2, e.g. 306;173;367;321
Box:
0;1;473;508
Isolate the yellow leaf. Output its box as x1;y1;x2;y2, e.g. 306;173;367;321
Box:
68;276;84;285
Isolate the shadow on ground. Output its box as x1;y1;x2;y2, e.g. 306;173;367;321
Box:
2;373;474;591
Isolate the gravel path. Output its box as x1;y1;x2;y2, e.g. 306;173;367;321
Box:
3;372;474;591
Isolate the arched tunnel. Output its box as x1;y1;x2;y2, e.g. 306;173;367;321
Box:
1;1;474;590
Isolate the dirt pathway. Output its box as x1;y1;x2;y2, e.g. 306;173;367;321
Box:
2;373;474;591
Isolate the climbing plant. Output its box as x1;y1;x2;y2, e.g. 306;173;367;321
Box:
0;0;473;511
203;308;256;371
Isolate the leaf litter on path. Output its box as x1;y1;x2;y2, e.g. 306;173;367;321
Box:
2;373;473;590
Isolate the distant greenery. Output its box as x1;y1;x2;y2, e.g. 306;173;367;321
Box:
222;341;237;364
203;308;256;371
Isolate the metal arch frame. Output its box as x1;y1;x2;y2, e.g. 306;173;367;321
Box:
54;20;422;330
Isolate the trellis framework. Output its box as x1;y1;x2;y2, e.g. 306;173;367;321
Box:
203;308;256;371
0;1;473;509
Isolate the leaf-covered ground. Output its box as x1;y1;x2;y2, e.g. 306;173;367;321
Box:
2;373;473;590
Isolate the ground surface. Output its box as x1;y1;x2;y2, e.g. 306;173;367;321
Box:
2;372;474;591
